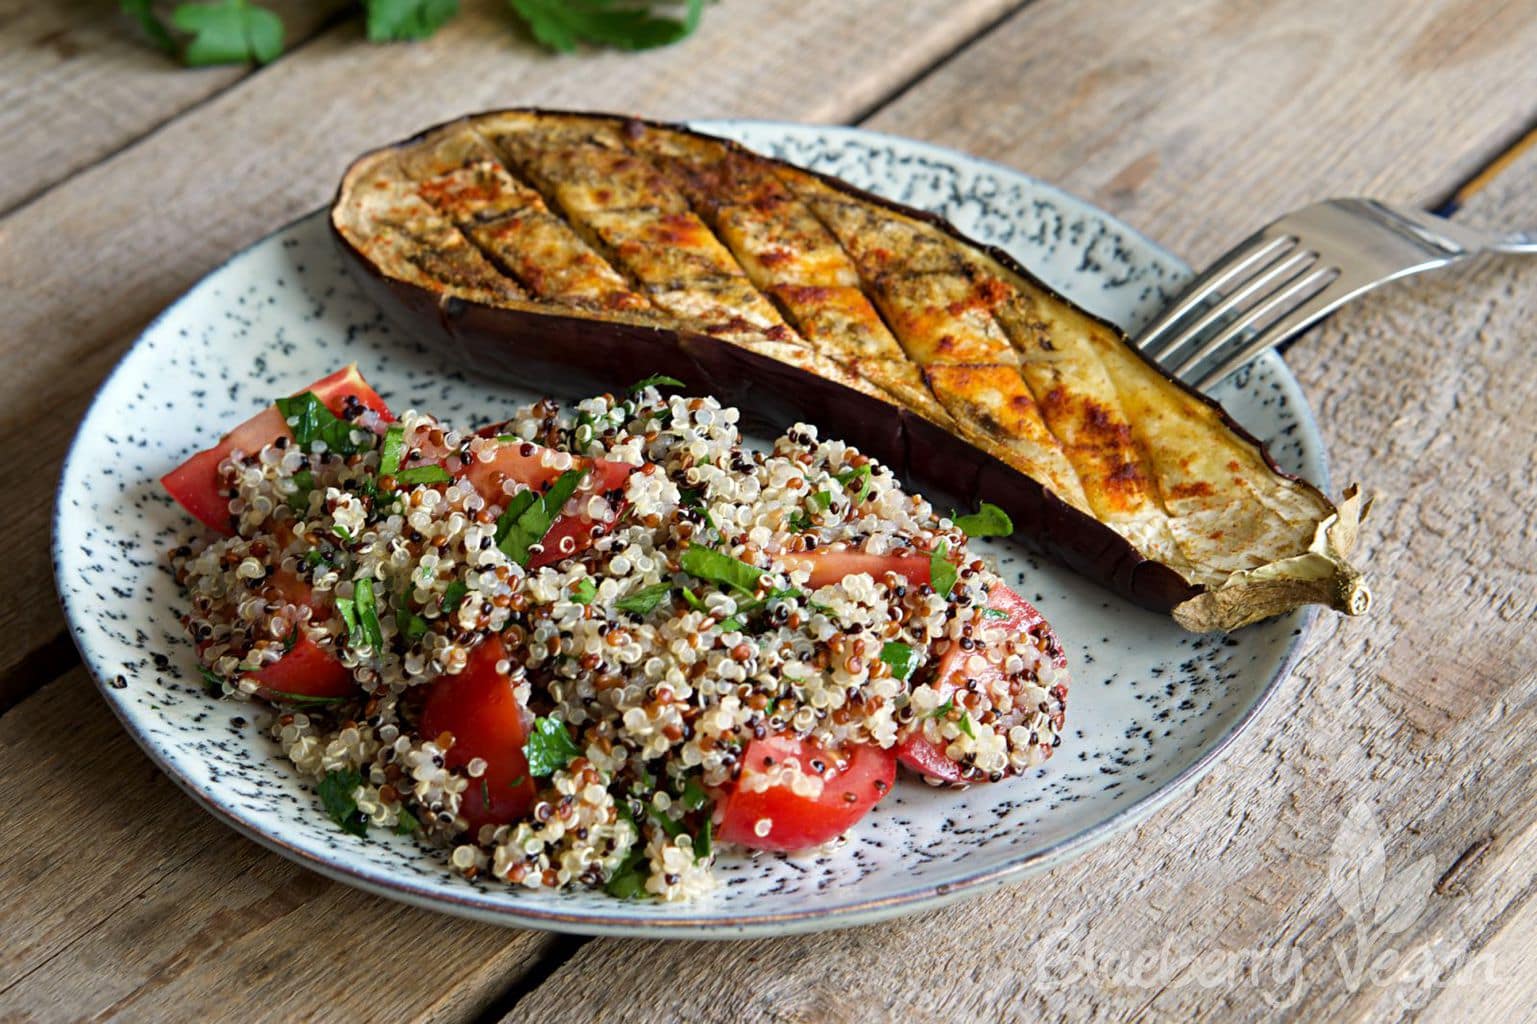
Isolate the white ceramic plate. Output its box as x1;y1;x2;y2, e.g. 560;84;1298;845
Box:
54;122;1322;938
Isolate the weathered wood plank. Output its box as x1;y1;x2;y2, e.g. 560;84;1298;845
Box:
0;667;554;1023
865;0;1537;265
504;5;1537;1020
0;0;1019;691
0;0;350;214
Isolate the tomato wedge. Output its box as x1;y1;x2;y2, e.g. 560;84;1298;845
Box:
779;549;932;589
460;438;636;569
162;365;394;533
419;635;538;834
716;735;896;852
246;632;355;703
233;569;352;703
895;582;1068;782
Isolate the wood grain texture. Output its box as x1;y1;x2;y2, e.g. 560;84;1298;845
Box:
502;11;1537;1024
0;0;1019;691
866;0;1537;265
0;0;350;215
0;667;555;1024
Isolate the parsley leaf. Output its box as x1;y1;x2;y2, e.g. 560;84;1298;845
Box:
679;544;762;595
396;807;421;835
571;577;597;604
953;501;1014;539
494;469;584;566
353;577;385;650
398;593;430;644
198;665;225;696
317;769;368;837
509;0;707;54
261;688;350;707
982;607;1009;620
836;463;872;504
396;465;452;486
121;0;176;52
879;641;918;682
808;490;832;512
680;777;709;811
524;716;582;776
615;581;673;615
365;0;459;41
628;373;686;393
335;596;362;646
378;424;406;476
441;580;469;614
958;712;976;739
286;468;316;512
694;816;713;863
172;0;284;66
929;541;958;598
605;842;648;899
274;391;369;455
932;696;956;719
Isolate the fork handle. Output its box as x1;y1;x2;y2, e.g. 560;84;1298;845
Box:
1488;230;1537;255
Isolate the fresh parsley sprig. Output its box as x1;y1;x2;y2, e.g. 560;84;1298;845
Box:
121;0;712;66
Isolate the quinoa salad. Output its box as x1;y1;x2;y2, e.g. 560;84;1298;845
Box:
162;366;1070;901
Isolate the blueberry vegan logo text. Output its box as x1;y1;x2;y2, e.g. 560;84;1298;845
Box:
1327;799;1436;994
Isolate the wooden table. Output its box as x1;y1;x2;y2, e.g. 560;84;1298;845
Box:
4;1;1535;1020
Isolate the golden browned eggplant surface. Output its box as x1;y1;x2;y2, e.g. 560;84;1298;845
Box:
331;111;1369;631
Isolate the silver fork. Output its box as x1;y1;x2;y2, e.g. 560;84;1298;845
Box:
1135;198;1537;392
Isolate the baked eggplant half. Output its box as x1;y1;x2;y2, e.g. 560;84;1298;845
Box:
330;109;1369;632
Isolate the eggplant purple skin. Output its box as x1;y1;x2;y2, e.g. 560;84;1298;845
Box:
328;109;1334;615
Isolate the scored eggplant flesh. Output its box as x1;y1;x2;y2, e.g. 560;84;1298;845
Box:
330;110;1370;632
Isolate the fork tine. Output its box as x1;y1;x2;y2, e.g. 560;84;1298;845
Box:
1187;274;1346;390
1172;264;1338;378
1134;232;1298;356
1150;247;1320;366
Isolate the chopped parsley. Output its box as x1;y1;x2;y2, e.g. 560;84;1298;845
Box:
981;607;1009;620
441;580;468;613
694;817;713;863
615;581;673;615
929;541;958;598
396;464;452;486
395;807;421;835
287;469;315;512
808;490;833;511
679;544;762;595
317;769;368;838
274;391;369;455
495;469;585;567
397;593;430;644
953;501;1014;539
378;424;406;476
524;716;583;777
353;577;385;650
605;844;648;899
198;665;224;696
571;577;597;604
879;641;918;682
628;373;686;393
335;596;362;646
679;777;709;811
261;688;349;707
836;463;873;504
958;712;977;739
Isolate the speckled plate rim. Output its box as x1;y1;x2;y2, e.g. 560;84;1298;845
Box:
52;121;1323;939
